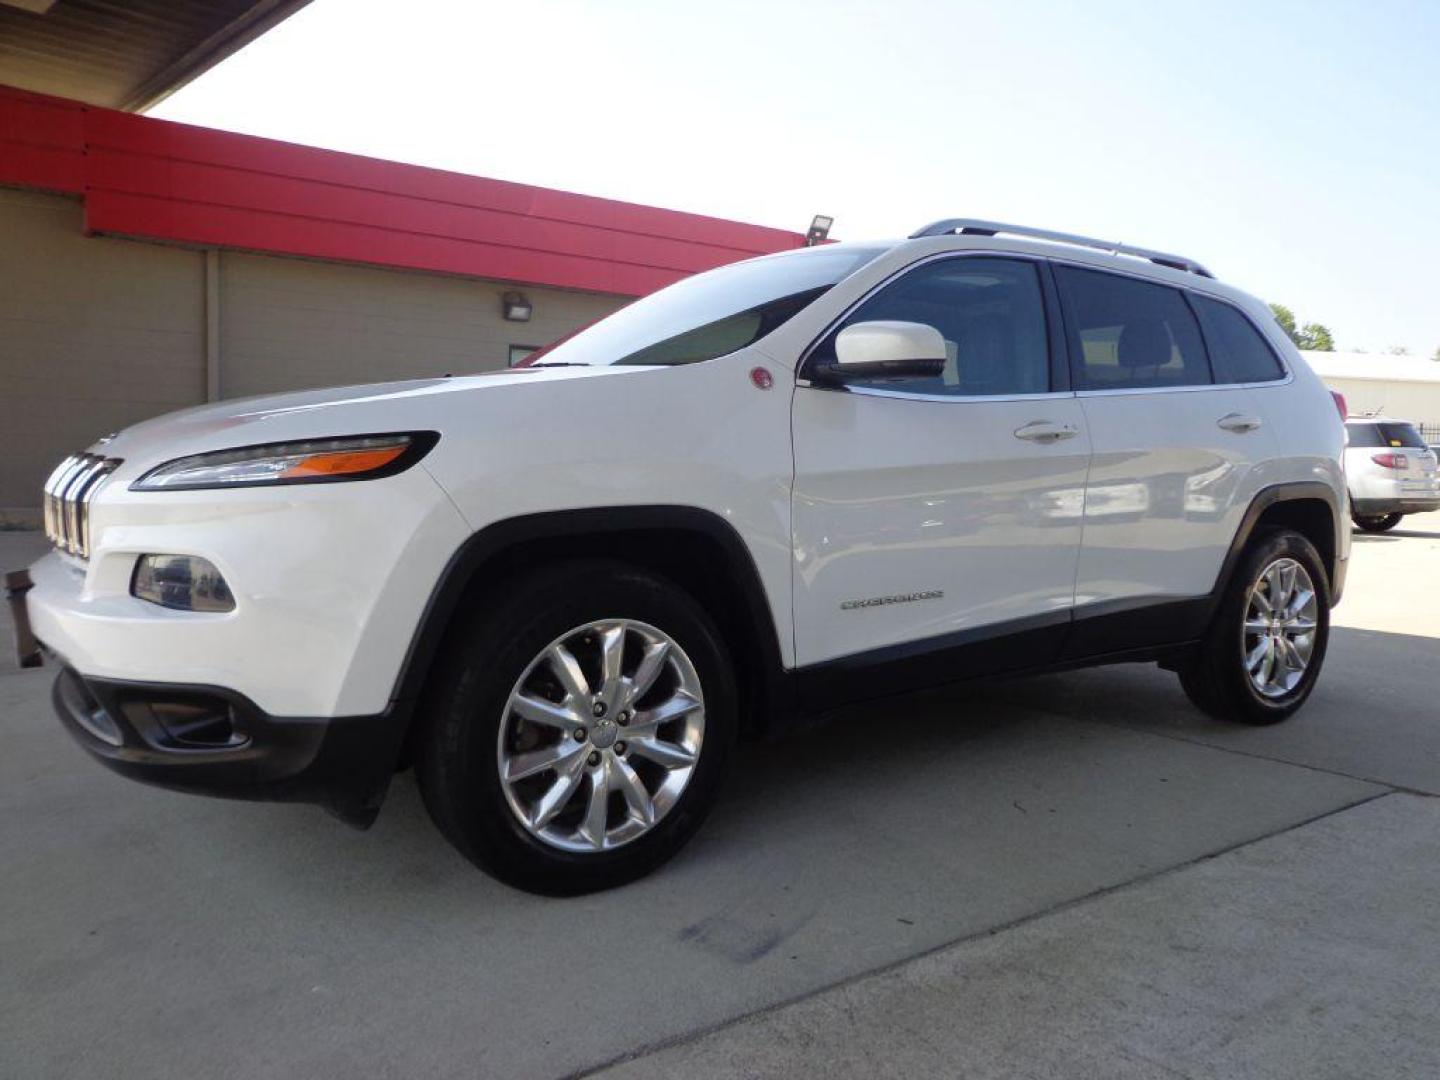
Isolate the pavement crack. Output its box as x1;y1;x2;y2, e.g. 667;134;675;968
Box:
1082;716;1433;797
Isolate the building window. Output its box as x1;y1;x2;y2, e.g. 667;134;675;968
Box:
508;344;540;367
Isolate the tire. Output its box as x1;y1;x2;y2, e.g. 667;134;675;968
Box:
1178;529;1330;725
415;559;736;895
1353;513;1402;533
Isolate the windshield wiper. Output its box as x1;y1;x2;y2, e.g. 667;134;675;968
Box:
527;362;591;368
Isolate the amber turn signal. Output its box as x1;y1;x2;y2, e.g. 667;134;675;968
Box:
280;445;408;478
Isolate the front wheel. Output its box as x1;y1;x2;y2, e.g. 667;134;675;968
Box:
415;560;736;894
1353;512;1402;533
1179;529;1330;725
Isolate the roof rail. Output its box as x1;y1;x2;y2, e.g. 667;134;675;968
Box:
908;218;1214;279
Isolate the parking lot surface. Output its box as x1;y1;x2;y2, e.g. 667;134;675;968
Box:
3;515;1439;1079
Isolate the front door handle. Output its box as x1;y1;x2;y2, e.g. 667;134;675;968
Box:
1217;413;1263;433
1014;420;1079;443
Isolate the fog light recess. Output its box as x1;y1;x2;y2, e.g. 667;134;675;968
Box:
131;555;235;612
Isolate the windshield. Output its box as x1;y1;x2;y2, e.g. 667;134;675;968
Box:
523;245;886;368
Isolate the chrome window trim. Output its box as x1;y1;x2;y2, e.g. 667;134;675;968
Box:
797;382;1076;404
1072;370;1294;399
797;250;1063;403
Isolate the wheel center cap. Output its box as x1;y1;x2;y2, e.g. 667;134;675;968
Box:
590;718;617;749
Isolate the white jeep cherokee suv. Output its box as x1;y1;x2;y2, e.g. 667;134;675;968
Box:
26;219;1348;894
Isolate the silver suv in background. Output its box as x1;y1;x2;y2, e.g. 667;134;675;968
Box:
1344;417;1440;531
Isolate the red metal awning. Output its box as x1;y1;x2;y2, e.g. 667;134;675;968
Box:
0;84;806;297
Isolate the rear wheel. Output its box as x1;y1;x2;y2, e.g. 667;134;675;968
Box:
1353;512;1402;533
1179;529;1330;725
416;560;736;894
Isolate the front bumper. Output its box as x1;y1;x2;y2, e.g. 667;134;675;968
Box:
50;664;404;825
23;463;469;718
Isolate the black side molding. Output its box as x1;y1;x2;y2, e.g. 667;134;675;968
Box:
796;611;1070;716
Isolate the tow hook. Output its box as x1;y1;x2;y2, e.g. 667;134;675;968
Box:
4;569;42;669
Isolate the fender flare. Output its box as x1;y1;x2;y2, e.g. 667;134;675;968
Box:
1208;480;1343;609
386;505;792;721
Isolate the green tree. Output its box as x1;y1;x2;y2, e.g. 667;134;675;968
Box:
1269;303;1300;345
1297;323;1335;351
1432;345;1440;362
1385;345;1411;356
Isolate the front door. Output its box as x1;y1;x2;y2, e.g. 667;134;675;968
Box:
790;255;1091;707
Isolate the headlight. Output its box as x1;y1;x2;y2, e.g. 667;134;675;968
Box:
132;555;235;612
130;433;437;491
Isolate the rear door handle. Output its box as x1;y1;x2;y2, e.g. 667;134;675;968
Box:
1014;420;1079;443
1217;413;1263;433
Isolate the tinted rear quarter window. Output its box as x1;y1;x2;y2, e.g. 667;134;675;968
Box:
1191;295;1286;383
1055;266;1211;390
1345;424;1383;448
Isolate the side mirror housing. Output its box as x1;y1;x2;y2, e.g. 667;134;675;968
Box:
813;320;947;385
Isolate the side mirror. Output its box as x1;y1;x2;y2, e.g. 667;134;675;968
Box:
815;321;947;384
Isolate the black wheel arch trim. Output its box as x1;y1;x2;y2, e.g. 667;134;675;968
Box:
387;504;795;725
1207;480;1343;607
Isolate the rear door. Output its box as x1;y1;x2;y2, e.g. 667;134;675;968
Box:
1053;264;1280;653
790;254;1090;702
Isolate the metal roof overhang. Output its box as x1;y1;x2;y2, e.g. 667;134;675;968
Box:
0;0;313;111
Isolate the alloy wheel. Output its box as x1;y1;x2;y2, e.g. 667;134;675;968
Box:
497;619;705;853
1242;557;1319;699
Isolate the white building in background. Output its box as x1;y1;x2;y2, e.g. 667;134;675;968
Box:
1300;351;1440;438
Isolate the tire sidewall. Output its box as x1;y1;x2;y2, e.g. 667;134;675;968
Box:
423;561;736;894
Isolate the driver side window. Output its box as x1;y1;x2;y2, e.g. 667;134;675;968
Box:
808;257;1052;397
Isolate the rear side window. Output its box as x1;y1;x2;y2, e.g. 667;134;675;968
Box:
1191;296;1286;383
1055;266;1211;390
1346;424;1383;447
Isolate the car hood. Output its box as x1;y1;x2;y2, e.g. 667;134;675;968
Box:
90;365;647;466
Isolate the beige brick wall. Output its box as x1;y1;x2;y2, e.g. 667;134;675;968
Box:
0;188;629;515
1;188;206;516
218;252;625;398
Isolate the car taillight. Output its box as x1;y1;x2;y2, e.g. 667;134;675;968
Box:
1371;453;1403;469
1330;390;1347;420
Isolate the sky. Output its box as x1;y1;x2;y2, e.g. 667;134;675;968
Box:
151;0;1440;357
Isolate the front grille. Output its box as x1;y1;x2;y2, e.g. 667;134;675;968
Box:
42;453;121;559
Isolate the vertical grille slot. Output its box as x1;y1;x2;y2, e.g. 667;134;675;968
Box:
42;453;120;559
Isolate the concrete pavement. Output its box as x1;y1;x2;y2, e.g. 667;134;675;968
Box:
2;513;1438;1078
599;792;1440;1080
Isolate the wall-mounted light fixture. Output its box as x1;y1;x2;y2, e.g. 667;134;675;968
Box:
502;291;533;322
805;215;834;246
